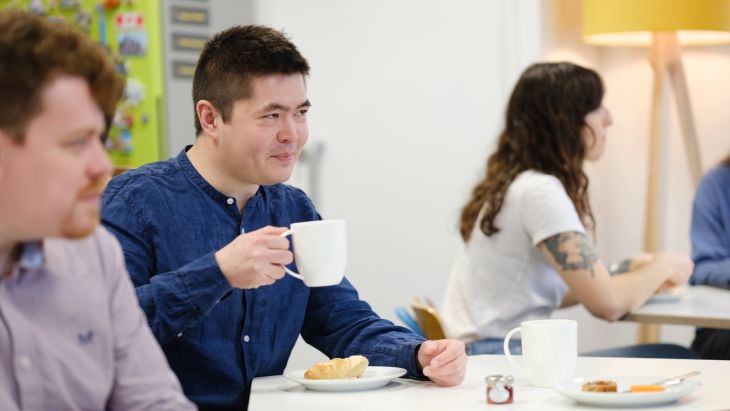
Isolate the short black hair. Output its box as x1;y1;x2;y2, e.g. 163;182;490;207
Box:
192;25;310;136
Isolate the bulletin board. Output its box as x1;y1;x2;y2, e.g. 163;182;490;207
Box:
0;0;166;168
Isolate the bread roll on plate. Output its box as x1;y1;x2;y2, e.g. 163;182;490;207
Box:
582;380;617;392
304;355;369;379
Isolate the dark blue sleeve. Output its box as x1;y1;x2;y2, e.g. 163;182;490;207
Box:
285;188;426;378
102;180;232;346
690;170;730;287
300;278;427;380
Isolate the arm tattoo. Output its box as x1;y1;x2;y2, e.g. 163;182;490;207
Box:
542;232;599;277
608;258;632;275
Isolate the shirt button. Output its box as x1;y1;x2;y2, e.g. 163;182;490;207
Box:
18;355;32;369
177;332;183;338
243;335;250;343
226;198;234;205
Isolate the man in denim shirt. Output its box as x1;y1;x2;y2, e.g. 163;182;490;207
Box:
102;25;467;410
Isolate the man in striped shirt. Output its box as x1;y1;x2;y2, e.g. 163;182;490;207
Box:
0;10;195;411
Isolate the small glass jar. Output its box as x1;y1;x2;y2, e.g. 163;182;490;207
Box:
485;374;514;405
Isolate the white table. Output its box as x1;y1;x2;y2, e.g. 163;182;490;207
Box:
626;285;730;329
250;354;730;410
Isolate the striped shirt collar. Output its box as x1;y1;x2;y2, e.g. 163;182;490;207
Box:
19;240;44;270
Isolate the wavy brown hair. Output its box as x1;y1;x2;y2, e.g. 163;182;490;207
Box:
459;62;604;241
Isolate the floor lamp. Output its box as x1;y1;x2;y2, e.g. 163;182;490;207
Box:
582;0;730;342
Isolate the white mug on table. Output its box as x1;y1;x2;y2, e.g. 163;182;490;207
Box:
503;319;577;387
280;219;346;287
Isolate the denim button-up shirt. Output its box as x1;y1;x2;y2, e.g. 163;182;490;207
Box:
690;164;730;286
101;149;425;410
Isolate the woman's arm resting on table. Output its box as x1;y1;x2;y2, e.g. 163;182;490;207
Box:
560;252;651;307
540;231;693;321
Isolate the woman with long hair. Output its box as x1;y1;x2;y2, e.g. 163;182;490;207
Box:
441;62;694;356
689;152;730;359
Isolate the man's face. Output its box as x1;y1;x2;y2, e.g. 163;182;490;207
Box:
0;75;112;242
216;73;310;186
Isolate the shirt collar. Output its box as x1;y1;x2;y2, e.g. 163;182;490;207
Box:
175;146;264;208
176;146;232;204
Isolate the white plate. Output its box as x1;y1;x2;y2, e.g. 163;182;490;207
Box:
284;366;407;392
646;286;688;303
554;375;701;407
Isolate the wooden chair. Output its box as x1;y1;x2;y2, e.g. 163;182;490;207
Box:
112;166;130;177
410;297;446;340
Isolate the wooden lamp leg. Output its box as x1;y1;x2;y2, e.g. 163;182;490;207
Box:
638;33;675;344
668;56;703;187
637;32;703;344
644;32;673;255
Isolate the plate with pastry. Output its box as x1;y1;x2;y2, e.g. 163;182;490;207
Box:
553;375;701;406
284;355;406;392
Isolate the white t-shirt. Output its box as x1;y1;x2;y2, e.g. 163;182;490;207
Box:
441;170;586;342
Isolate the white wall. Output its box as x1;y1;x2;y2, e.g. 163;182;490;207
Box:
544;0;730;352
233;0;730;368
164;0;256;155
251;0;542;369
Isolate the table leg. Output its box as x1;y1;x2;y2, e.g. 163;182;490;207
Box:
638;323;660;343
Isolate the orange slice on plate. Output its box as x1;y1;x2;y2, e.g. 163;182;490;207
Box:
630;384;666;393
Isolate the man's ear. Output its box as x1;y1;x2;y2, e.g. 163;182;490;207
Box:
196;99;221;140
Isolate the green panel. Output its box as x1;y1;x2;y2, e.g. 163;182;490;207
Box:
1;0;166;168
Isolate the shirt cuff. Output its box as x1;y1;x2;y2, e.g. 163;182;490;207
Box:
177;252;232;318
396;340;428;380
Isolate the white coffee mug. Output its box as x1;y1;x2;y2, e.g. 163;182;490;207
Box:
503;319;577;387
280;219;347;287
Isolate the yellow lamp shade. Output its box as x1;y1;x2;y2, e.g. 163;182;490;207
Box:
583;0;730;46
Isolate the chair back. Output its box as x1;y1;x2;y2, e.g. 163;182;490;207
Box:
410;297;446;340
112;166;130;177
395;306;424;337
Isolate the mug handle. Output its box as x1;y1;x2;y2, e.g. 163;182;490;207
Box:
503;326;523;373
280;230;303;281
